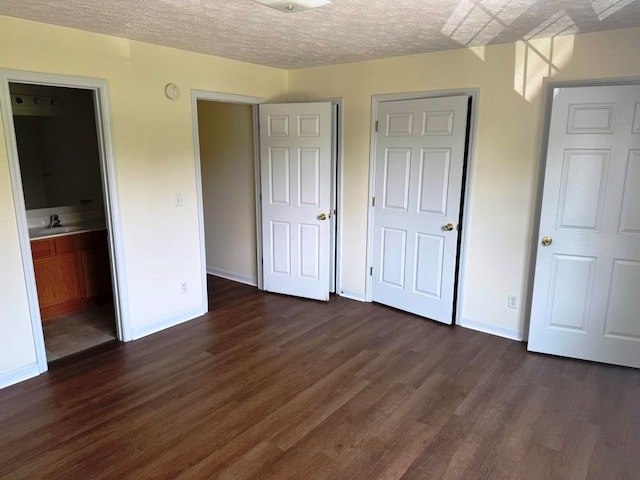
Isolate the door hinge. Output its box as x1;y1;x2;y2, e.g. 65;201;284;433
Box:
372;197;376;207
375;120;379;132
369;267;373;276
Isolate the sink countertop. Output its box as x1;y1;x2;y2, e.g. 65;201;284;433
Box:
29;221;107;240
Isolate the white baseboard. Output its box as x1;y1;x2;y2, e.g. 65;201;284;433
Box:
207;266;257;287
130;306;208;340
0;362;41;390
458;318;524;342
338;289;367;302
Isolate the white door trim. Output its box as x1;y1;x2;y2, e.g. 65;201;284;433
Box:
366;89;480;327
253;104;263;290
325;98;344;297
0;69;130;375
191;90;266;295
525;76;640;340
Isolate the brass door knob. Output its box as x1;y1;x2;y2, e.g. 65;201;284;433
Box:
541;236;553;246
317;213;328;221
442;223;454;231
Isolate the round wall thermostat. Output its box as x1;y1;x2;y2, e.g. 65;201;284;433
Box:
164;83;180;100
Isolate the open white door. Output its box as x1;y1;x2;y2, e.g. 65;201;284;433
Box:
259;103;333;301
529;84;640;368
371;95;469;324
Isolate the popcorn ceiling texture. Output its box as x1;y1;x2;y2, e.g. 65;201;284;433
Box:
1;0;639;68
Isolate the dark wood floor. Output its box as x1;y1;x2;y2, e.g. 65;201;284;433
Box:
1;277;638;480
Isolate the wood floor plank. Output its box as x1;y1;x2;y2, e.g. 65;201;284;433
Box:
212;441;285;480
494;382;553;462
400;412;477;479
509;443;556;480
471;450;516;480
551;419;599;480
1;276;639;479
439;400;515;480
364;421;436;480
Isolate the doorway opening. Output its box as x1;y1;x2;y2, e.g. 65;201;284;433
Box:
1;70;127;373
196;99;261;293
9;82;117;362
192;92;342;302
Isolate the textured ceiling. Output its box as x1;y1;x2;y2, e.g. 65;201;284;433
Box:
1;0;639;69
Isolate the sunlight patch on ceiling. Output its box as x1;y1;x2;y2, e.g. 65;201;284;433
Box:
524;9;579;39
591;0;636;20
443;0;537;47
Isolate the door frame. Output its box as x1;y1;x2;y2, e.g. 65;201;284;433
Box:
0;69;130;373
365;89;479;326
191;90;266;294
525;76;640;340
194;94;343;297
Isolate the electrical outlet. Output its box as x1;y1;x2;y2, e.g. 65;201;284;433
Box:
508;294;519;309
180;281;188;294
175;193;183;207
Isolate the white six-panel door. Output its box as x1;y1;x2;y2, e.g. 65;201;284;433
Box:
371;96;469;324
529;84;640;368
259;103;333;301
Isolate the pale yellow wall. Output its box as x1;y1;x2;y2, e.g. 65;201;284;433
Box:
0;15;286;380
0;146;36;375
197;101;257;284
2;11;639;385
287;26;640;335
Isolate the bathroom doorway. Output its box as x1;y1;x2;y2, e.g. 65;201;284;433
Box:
5;79;121;364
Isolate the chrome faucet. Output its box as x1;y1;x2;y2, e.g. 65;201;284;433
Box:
48;214;62;229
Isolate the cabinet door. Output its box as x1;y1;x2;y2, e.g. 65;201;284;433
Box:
81;246;112;298
31;239;53;259
33;253;83;310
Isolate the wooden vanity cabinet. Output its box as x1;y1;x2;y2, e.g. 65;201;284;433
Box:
81;246;112;299
31;230;112;321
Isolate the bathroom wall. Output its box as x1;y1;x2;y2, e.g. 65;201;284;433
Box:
11;84;104;211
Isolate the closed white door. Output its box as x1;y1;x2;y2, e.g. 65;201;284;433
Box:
259;103;333;301
371;95;469;324
528;84;640;369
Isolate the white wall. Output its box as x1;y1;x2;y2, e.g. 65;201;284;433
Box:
287;26;640;339
0;15;286;387
197;101;257;285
